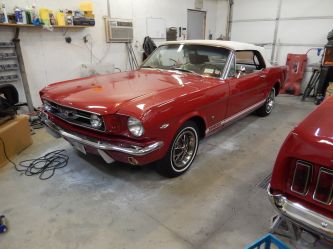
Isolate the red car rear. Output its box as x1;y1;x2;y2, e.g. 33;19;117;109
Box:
268;96;333;239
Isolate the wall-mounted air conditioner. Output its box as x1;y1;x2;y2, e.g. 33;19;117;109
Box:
104;18;133;43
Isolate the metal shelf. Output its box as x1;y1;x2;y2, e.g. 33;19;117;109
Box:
0;64;19;72
0;42;15;48
0;74;19;83
0;53;17;60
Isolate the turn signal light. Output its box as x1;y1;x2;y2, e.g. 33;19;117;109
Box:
291;160;312;195
313;168;333;205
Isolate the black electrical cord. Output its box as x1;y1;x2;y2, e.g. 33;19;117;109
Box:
0;137;69;180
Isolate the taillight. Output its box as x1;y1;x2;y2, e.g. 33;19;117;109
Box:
291;160;312;195
313;168;333;205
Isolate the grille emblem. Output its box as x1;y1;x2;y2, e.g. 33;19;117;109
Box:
61;109;77;119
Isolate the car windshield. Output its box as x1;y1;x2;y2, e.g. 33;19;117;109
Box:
141;44;231;78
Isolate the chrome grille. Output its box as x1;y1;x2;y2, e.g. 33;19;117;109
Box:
44;101;105;131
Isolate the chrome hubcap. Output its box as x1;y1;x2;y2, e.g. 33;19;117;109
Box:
266;89;275;113
171;129;197;170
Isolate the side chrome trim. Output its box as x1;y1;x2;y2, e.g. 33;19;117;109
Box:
205;99;266;134
267;185;333;239
43;118;163;157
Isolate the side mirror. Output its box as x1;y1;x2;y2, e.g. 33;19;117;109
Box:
236;66;246;79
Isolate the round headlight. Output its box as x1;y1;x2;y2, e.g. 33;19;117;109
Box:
44;101;52;112
90;114;102;129
127;117;144;137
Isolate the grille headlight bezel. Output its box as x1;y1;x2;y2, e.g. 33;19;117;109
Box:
90;114;103;129
127;116;144;137
43;101;52;112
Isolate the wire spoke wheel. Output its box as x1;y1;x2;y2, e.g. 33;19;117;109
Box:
171;129;197;170
266;88;275;113
155;121;199;177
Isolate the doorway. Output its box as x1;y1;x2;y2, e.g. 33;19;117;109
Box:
187;9;206;40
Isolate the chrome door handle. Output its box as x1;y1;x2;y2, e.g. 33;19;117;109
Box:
260;74;267;78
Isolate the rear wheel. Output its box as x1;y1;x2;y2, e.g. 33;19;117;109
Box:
256;88;275;117
155;121;199;178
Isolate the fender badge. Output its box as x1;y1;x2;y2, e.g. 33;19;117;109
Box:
160;123;169;129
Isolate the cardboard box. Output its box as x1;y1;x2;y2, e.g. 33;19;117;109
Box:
0;115;33;168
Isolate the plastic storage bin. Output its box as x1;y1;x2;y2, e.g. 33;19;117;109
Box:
244;234;290;249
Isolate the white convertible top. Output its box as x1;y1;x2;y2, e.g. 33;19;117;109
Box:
162;40;271;67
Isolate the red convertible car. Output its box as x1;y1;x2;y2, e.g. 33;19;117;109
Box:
268;96;333;240
40;40;287;177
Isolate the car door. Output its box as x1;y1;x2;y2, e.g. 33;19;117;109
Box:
225;50;268;118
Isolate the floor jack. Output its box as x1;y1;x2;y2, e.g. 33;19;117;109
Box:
270;215;297;240
0;215;7;233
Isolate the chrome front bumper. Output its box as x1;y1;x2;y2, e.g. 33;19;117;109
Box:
43;118;163;157
267;185;333;239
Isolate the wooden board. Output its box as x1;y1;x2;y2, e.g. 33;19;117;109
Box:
0;23;90;29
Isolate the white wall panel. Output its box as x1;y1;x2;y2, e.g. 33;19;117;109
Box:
229;0;333;90
231;21;276;44
232;0;278;20
280;0;333;18
277;19;332;45
215;0;229;38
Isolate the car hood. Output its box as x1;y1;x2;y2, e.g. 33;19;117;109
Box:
40;69;208;115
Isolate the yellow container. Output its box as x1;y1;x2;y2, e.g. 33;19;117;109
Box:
80;1;93;12
56;12;66;26
39;8;51;25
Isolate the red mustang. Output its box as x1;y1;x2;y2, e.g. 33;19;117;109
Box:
40;40;286;177
268;96;333;240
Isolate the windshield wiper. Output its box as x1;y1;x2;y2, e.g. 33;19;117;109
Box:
141;65;163;71
141;65;160;69
169;67;203;77
141;65;155;68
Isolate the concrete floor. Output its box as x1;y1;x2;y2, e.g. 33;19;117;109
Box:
0;96;328;249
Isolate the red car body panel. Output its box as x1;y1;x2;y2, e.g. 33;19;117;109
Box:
270;96;333;219
40;49;286;166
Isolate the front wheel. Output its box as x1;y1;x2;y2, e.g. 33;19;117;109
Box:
155;121;199;178
256;88;275;117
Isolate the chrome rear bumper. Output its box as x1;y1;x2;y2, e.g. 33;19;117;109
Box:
43;118;163;157
267;185;333;239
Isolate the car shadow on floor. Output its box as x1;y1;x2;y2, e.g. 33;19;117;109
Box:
74;150;166;182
